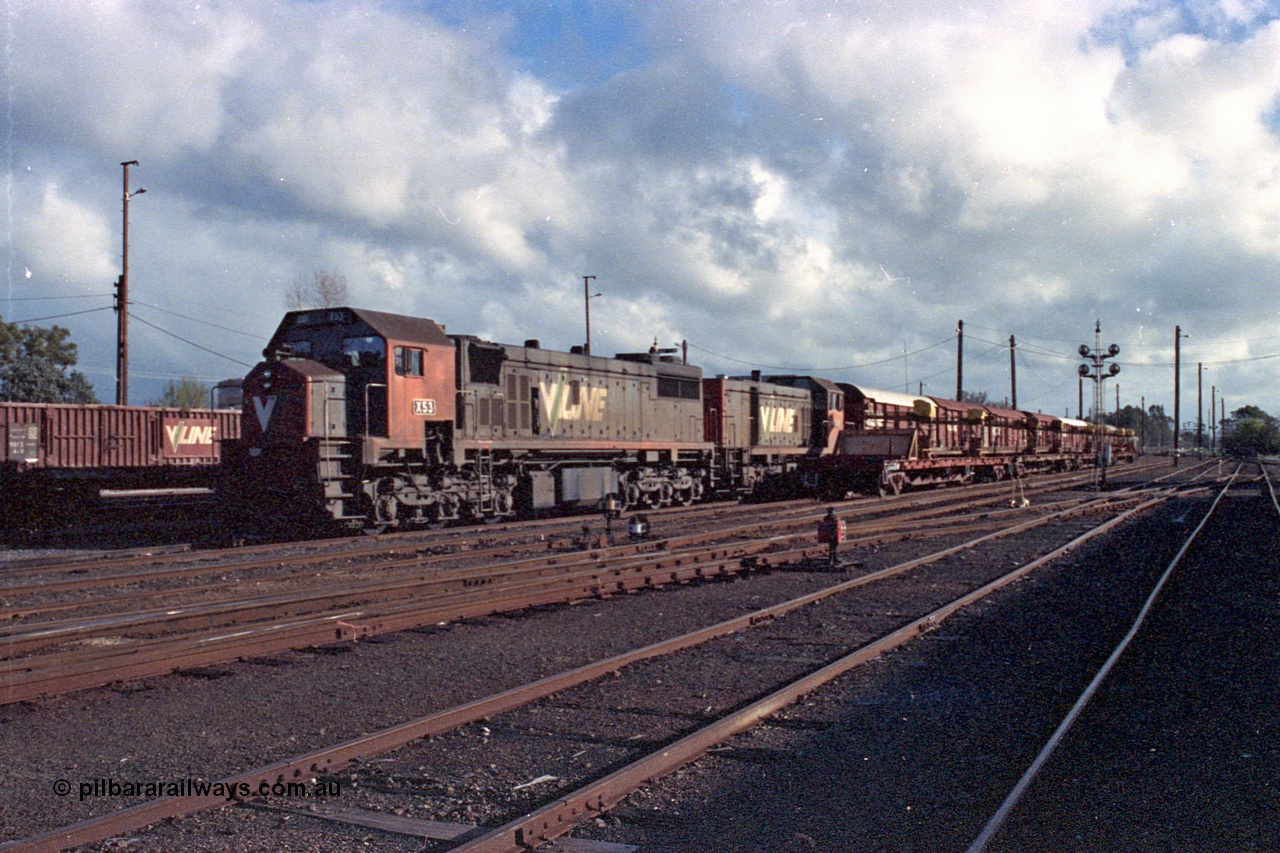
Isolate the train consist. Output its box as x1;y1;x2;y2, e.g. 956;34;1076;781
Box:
0;402;239;527
224;306;1135;531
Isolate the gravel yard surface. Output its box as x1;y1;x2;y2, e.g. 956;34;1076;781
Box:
573;490;1278;852
5;463;1266;852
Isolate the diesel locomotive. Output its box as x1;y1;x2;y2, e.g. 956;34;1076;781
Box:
225;307;827;530
224;305;1135;532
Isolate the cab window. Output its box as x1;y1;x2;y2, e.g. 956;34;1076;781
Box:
395;346;424;376
343;336;384;367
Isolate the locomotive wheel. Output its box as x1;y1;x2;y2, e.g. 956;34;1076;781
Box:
878;474;906;497
374;493;399;523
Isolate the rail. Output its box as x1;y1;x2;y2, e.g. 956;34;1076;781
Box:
962;463;1242;853
0;485;1190;852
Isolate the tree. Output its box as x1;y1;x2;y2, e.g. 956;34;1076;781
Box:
285;267;349;310
1222;418;1280;457
0;315;97;403
150;377;211;409
1231;405;1275;426
1105;404;1173;449
1221;405;1280;457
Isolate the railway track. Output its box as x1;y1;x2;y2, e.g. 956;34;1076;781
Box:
3;459;1174;596
0;462;1185;706
0;459;1227;851
960;460;1280;852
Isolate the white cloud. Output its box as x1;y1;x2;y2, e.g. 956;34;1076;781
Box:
17;183;116;287
8;0;1280;412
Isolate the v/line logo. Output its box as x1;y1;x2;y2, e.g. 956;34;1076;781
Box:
540;373;607;434
253;396;277;432
164;423;217;453
758;404;799;434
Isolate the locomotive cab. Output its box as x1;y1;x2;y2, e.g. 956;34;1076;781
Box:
233;307;456;528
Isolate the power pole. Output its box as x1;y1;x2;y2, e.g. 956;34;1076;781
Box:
1009;335;1017;409
116;160;144;406
956;319;964;400
1197;362;1203;451
582;275;597;356
1211;385;1216;452
1173;325;1182;466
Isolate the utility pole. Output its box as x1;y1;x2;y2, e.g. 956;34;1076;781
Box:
1009;335;1017;409
956;320;964;400
1197;362;1203;451
1174;326;1183;466
116;161;145;406
1141;394;1145;450
1211;385;1216;452
582;275;598;356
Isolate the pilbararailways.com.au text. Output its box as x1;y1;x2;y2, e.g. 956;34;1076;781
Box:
53;777;341;802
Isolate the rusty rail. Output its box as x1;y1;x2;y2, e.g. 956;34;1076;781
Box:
447;496;1171;853
0;490;1176;852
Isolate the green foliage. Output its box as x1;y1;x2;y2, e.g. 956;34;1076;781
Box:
0;315;98;403
1106;404;1173;448
1231;405;1275;425
150;377;211;409
1222;405;1280;457
1222;419;1280;456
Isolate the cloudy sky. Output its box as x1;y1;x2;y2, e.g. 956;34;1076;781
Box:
4;0;1280;426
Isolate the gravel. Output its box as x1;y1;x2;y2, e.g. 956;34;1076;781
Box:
7;462;1266;852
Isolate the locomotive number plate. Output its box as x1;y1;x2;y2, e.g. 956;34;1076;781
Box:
412;399;436;416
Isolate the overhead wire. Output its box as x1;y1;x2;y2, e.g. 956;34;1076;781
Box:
130;300;264;340
684;334;955;373
4;293;112;301
5;306;115;324
127;311;254;366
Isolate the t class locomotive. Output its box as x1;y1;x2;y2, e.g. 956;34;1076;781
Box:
224;306;824;531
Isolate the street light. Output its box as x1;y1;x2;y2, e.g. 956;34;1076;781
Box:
1078;320;1120;487
116;160;145;406
1174;326;1188;466
582;275;601;356
1196;362;1206;455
